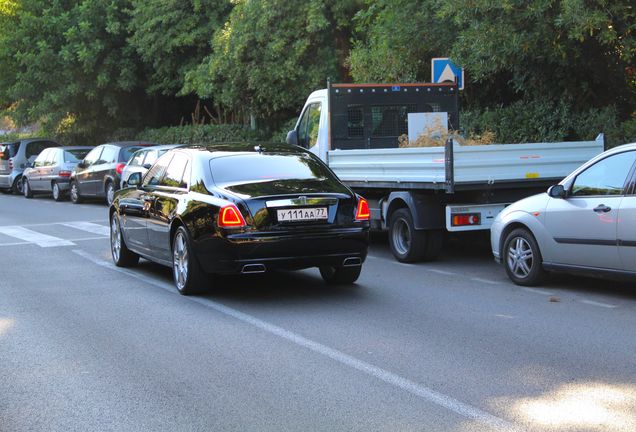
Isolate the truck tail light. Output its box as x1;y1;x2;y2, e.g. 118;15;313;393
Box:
58;170;72;178
218;204;246;228
451;213;481;226
355;198;370;221
115;163;126;175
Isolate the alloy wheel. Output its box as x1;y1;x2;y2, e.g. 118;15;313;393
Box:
507;237;534;278
52;183;60;200
106;183;115;205
71;182;79;202
110;216;121;262
173;232;189;291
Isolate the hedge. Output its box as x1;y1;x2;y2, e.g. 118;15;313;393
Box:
135;124;268;145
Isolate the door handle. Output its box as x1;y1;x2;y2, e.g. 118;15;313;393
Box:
593;204;611;213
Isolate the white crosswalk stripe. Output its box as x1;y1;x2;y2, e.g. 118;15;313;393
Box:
0;220;110;248
0;226;76;248
60;221;110;236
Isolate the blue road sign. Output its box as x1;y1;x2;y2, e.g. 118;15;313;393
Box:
431;58;464;90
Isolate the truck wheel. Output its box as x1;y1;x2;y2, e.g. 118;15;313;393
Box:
502;228;546;286
389;209;442;263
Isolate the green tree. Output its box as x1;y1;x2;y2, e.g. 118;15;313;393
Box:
1;0;146;140
128;0;232;96
349;0;457;83
440;0;635;111
185;0;360;124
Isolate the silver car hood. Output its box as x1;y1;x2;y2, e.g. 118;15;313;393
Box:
499;193;551;219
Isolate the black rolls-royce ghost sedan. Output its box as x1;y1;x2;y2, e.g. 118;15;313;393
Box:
109;143;370;295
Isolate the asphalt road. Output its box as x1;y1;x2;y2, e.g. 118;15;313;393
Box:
1;192;636;432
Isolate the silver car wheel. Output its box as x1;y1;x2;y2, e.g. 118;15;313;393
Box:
71;182;79;201
110;216;121;262
52;183;60;200
173;232;189;291
106;183;115;205
507;237;533;278
23;179;29;196
392;218;411;256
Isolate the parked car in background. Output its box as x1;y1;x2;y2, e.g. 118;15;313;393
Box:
22;146;92;201
109;143;370;295
70;141;154;205
491;143;636;286
120;144;182;188
0;139;60;194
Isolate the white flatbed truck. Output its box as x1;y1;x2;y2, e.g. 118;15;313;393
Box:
286;83;605;262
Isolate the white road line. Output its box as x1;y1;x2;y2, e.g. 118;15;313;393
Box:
60;221;109;236
428;269;457;276
0;236;108;247
579;299;618;309
470;277;501;285
521;287;555;296
0;226;75;247
72;249;520;432
0;219;105;228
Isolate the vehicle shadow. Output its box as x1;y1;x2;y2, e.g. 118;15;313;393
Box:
135;259;365;304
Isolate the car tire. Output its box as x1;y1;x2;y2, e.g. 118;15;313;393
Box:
52;182;63;201
23;178;33;198
502;228;546;286
389;208;442;262
105;181;115;206
319;265;362;285
70;181;83;204
110;213;139;267
11;175;22;195
172;226;207;296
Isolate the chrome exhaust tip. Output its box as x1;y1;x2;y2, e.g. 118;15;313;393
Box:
342;257;362;267
241;264;266;274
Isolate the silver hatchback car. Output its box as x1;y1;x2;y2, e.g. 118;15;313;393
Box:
22;146;92;201
491;142;636;286
120;144;182;189
0;139;60;194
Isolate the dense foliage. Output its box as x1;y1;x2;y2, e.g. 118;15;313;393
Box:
0;0;633;145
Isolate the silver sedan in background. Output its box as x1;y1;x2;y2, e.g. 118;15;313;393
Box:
120;144;182;188
22;146;92;201
491;142;636;286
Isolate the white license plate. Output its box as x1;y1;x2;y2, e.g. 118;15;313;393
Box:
277;207;328;222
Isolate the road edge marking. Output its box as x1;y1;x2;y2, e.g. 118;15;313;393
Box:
71;249;521;432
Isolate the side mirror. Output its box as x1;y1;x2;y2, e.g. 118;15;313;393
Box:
143;163;152;170
77;161;86;169
26;162;34;168
127;172;142;187
548;184;566;198
286;130;298;146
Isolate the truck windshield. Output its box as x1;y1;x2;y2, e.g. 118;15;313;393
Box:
209;153;334;185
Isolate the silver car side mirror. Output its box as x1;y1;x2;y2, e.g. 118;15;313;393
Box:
548;184;566;198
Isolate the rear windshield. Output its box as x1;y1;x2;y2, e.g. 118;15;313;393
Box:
0;142;19;160
209;153;335;185
120;146;145;162
64;149;90;162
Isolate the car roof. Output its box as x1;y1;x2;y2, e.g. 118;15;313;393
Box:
99;141;157;147
138;144;183;152
58;146;94;151
176;142;306;159
18;138;58;144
